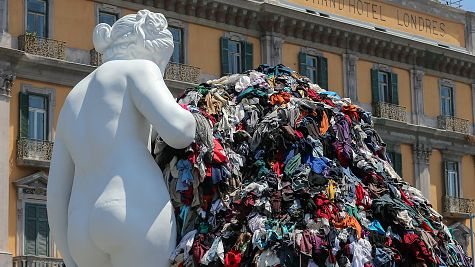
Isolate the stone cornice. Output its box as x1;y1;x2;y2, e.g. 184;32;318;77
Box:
373;118;475;156
99;0;475;80
0;47;93;87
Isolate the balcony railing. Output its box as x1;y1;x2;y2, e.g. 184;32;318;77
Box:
18;34;66;60
13;256;64;267
17;138;54;167
164;62;200;84
88;53;200;84
90;49;102;66
443;196;475;217
373;102;407;122
437;115;471;134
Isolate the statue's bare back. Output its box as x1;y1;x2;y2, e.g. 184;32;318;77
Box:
47;11;196;267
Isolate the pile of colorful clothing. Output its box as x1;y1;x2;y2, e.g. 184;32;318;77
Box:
154;64;470;266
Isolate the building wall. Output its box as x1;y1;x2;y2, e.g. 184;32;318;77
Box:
429;149;444;211
455;82;473;123
188;24;224;77
285;0;466;47
393;67;411;113
7;79;72;255
400;144;415;186
424;75;440;117
281;42;344;96
53;0;95;49
356;60;373;104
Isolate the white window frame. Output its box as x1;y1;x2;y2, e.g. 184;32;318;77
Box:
168;19;188;65
445;160;461;198
24;0;53;38
15;172;57;258
440;79;456;117
306;54;318;84
28;94;47;140
168;26;184;64
228;39;242;74
21;84;56;141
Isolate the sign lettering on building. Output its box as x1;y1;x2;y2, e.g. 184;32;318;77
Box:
286;0;465;47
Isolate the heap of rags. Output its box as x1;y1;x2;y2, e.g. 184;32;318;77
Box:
154;64;471;267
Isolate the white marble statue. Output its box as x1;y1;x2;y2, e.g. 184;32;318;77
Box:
47;10;196;267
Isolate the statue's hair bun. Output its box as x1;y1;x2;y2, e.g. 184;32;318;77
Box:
93;23;112;54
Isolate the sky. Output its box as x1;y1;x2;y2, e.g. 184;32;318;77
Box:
462;1;475;11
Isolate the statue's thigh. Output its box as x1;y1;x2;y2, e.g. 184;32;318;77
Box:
68;212;112;267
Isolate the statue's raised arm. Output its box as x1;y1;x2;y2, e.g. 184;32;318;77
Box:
47;10;195;267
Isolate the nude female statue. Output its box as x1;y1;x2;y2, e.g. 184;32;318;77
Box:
47;10;196;267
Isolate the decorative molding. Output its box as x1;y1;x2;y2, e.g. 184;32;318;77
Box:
411;69;424;125
13;171;48;198
90;0;475;80
0;70;15;98
224;32;247;42
447;222;472;252
414;143;432;164
260;34;283;66
440;78;456;88
343;54;358;100
372;63;392;73
301;47;323;57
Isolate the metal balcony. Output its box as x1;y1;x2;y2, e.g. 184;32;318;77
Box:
88;53;200;85
437;115;471;135
442;196;475;218
373;102;407;122
16;138;53;168
13;256;64;267
18;34;66;60
164;62;201;84
90;49;102;67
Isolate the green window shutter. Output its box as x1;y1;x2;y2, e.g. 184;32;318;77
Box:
37;206;49;257
19;92;29;138
393;152;402;177
24;203;49;256
220;37;229;76
371;69;380;104
317;56;328;90
243;41;253;71
25;204;37;255
299;52;307;76
391;72;399;105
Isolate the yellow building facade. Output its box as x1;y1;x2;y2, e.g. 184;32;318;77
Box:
0;0;474;265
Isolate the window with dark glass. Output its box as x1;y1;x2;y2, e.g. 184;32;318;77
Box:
98;10;118;26
26;0;48;37
220;37;253;75
298;52;328;89
305;55;318;84
19;92;49;140
169;26;184;64
440;85;454;117
387;151;402;176
24;203;49;256
228;40;242;74
445;161;460;198
371;69;398;104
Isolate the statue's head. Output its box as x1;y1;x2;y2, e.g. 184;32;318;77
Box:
93;10;173;73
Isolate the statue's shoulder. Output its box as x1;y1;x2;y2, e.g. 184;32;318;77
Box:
100;59;161;77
